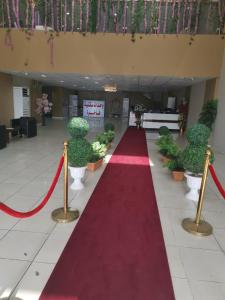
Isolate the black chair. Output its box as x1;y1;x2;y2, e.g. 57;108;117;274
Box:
11;118;22;137
0;125;7;149
20;117;37;138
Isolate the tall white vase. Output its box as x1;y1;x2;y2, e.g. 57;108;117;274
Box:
185;173;202;202
69;166;86;190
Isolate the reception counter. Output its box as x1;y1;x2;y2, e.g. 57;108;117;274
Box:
129;112;180;130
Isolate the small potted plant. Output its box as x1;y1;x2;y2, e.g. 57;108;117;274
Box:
181;123;211;201
67;117;92;190
166;154;184;181
158;126;170;137
95;132;110;149
87;141;107;171
156;134;180;164
104;123;115;132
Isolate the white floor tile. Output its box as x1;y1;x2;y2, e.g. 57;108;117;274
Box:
172;277;193;300
166;246;186;278
190;280;225;300
0;231;47;261
13;211;56;234
180;248;225;283
11;262;55;300
0;259;29;299
0;212;19;230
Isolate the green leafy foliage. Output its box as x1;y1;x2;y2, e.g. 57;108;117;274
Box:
186;123;210;145
158;126;170;136
104;123;115;132
67;117;89;138
104;130;115;143
95;132;109;145
68;138;92;167
181;123;212;174
166;154;184;172
89;141;107;163
198;99;218;130
156;134;180;159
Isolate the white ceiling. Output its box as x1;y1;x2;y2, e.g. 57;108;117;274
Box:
2;70;210;92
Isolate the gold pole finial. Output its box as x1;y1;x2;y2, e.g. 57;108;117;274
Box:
52;140;80;223
182;147;213;236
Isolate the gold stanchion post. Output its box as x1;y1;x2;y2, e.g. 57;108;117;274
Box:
182;148;213;236
52;141;80;223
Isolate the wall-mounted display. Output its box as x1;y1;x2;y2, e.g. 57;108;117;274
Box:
83;100;105;118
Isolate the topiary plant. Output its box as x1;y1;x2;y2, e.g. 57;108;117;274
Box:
67;117;89;138
181;123;211;174
105;130;115;143
104;123;115;132
166;154;184;172
198;99;218;130
67;117;92;167
68;138;92;167
95;132;110;145
159;126;170;136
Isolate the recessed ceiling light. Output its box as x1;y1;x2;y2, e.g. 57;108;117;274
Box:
73;84;77;87
59;80;64;83
95;81;99;84
66;12;70;15
84;76;89;79
41;74;47;78
25;72;28;76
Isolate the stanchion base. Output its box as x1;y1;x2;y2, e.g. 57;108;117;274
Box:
182;218;213;236
52;207;79;223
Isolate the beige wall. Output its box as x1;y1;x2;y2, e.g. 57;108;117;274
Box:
0;30;224;77
0;73;14;126
187;81;206;128
213;48;225;153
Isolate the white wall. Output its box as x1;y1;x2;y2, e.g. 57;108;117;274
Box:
213;48;225;154
187;81;206;128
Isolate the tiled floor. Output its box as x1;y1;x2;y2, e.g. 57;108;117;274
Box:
0;119;225;300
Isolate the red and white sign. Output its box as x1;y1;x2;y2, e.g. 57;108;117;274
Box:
83;100;105;118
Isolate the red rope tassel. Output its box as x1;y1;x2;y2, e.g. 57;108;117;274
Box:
209;165;225;199
0;156;64;218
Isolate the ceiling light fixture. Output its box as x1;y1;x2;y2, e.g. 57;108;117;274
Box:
25;72;28;76
104;84;117;92
84;76;89;79
59;80;64;83
41;74;47;78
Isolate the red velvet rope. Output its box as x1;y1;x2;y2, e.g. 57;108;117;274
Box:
0;156;64;218
209;165;225;199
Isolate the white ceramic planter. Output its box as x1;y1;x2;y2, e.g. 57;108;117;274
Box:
185;172;202;202
69;166;86;190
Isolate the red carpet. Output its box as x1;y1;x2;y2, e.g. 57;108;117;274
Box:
40;128;175;300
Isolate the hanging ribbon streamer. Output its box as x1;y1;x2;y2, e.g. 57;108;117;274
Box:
188;0;193;33
157;0;162;34
44;0;47;31
51;0;54;29
123;0;127;33
131;0;135;32
163;0;168;34
5;0;11;28
144;0;147;33
172;0;176;18
150;0;154;34
47;34;54;66
176;0;181;34
64;0;67;32
194;0;201;34
80;0;83;31
206;0;211;33
25;0;29;28
71;0;75;31
4;30;13;50
0;0;4;28
56;0;60;32
115;0;120;33
31;1;35;30
86;0;89;32
103;0;107;32
12;0;20;28
182;0;187;32
97;0;101;31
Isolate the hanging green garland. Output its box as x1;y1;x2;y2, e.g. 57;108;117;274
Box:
90;0;98;33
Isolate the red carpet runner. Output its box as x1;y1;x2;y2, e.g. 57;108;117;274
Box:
40;128;175;300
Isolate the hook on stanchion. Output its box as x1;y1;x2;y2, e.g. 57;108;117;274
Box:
182;148;213;236
52;141;80;223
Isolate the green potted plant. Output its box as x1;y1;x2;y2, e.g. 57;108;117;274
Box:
198;99;218;130
104;123;115;132
166;154;184;181
67;117;92;190
87;141;107;171
158;126;170;136
156;134;180;164
181;123;211;201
